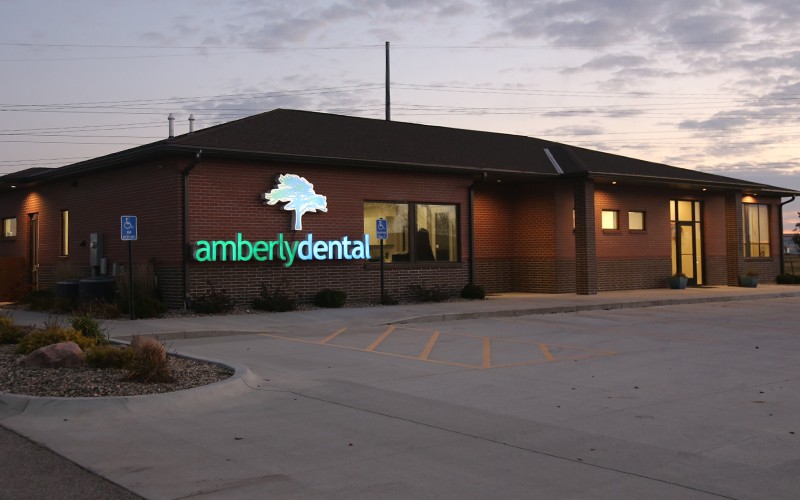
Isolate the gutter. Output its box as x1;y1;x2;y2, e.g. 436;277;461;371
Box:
182;150;203;310
468;172;488;284
779;195;796;275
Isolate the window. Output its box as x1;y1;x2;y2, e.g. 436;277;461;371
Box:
743;203;770;257
628;211;645;231
61;210;69;256
2;217;16;238
601;210;619;230
364;201;458;263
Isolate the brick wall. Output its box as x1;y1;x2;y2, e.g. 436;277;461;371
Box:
186;160;473;305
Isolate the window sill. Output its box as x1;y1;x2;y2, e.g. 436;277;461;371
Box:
602;229;622;234
628;230;647;234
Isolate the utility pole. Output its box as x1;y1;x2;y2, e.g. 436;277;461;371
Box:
385;41;390;121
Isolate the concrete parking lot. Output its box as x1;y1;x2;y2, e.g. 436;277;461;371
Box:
2;290;800;499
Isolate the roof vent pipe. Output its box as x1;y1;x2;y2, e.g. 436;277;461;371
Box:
168;113;175;138
188;114;195;134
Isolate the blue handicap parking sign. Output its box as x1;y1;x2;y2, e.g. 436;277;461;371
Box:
376;218;388;240
121;215;138;241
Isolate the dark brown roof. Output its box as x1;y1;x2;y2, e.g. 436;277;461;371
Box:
2;108;797;195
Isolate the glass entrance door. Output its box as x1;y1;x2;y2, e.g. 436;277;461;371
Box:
670;201;703;285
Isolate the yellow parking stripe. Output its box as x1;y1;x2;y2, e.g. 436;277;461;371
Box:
539;343;555;361
419;331;440;360
320;327;347;345
366;325;396;352
482;337;492;369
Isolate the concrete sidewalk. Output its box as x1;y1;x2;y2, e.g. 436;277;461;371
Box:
2;285;800;499
5;284;800;340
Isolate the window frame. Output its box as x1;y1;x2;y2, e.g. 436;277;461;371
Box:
743;203;770;258
60;210;69;256
628;210;646;231
2;217;17;239
601;209;620;231
364;200;460;264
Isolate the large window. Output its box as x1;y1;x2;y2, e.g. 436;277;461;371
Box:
2;217;16;238
743;203;770;257
364;202;458;263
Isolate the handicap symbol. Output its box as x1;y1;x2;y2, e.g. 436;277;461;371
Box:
123;218;134;230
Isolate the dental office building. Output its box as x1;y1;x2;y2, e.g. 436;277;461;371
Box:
1;109;797;307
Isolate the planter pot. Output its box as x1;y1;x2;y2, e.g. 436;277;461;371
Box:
739;275;759;288
669;276;688;289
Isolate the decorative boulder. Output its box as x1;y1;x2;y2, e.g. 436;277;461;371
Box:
19;342;86;368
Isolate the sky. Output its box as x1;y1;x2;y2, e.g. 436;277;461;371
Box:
1;0;799;231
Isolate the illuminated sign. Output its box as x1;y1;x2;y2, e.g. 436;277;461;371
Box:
262;174;327;231
194;174;370;266
193;233;371;267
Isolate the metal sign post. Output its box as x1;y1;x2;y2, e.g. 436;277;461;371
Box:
121;216;137;320
376;218;388;304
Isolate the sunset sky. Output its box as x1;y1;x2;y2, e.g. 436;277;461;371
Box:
2;0;799;230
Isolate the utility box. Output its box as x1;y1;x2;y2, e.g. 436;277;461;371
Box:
89;232;104;267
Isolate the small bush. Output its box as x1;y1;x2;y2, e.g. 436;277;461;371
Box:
410;284;448;303
776;273;800;284
86;345;133;369
380;293;399;305
314;289;347;308
191;282;235;314
125;336;174;383
75;299;122;319
0;314;30;344
17;326;96;355
460;283;486;300
253;284;296;312
71;315;109;344
23;289;56;311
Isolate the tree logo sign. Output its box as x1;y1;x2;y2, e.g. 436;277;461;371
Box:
262;174;328;230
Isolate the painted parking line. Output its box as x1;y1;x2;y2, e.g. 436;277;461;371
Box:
260;325;617;370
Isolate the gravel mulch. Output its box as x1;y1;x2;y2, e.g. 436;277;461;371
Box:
0;344;234;398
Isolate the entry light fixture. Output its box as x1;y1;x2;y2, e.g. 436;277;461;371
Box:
702;188;707;191
611;181;617;185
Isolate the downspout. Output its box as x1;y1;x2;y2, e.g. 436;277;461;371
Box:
779;195;796;275
468;172;488;284
182;150;203;310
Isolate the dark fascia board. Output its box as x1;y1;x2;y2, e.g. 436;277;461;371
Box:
160;144;565;179
588;171;800;196
1;143;561;188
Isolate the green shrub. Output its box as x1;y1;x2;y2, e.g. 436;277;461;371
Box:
125;336;173;383
0;314;30;344
776;273;800;284
75;299;122;319
17;326;96;355
86;345;133;369
460;283;486;300
71;315;109;344
253;284;296;312
23;289;56;311
191;282;235;314
314;289;347;308
410;284;448;303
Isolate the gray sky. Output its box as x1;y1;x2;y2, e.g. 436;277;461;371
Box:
2;0;799;230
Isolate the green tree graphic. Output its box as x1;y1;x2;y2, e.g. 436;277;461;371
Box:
262;174;328;230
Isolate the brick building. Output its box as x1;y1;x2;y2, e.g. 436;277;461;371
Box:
1;109;797;307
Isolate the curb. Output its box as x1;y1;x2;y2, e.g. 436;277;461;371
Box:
0;357;261;417
393;289;800;324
